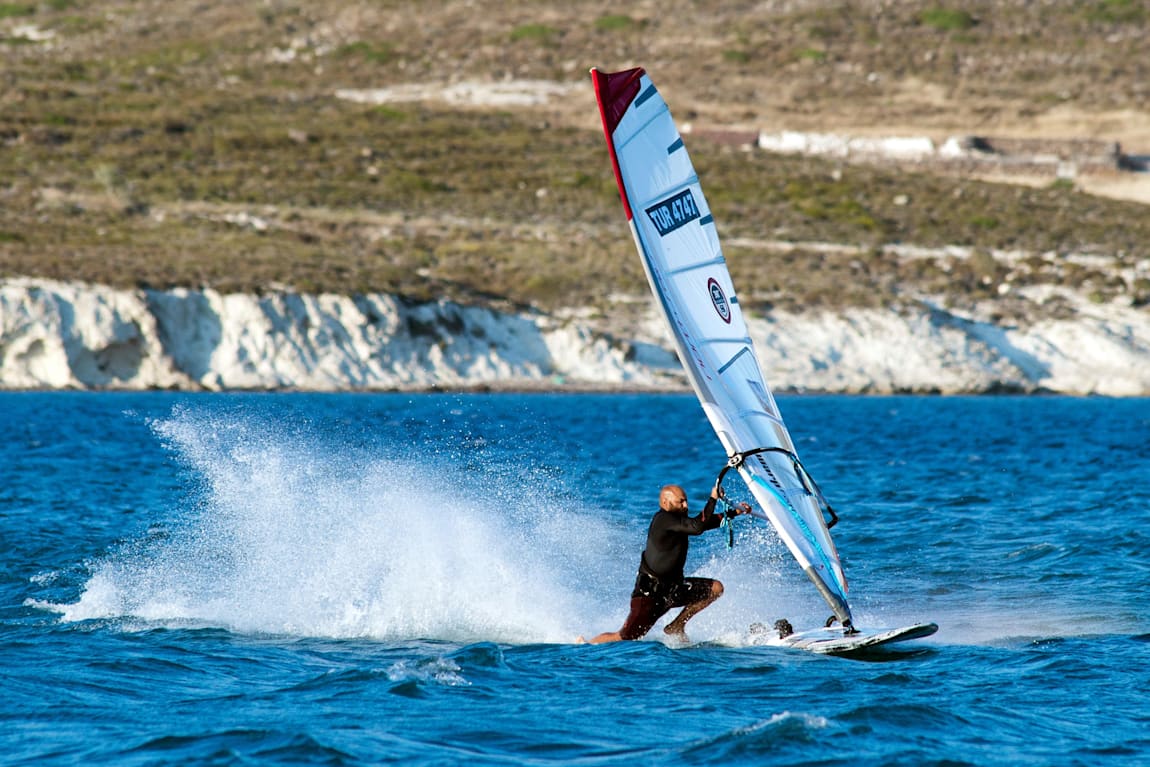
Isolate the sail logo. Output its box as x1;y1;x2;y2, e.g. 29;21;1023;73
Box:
645;189;700;236
708;278;732;323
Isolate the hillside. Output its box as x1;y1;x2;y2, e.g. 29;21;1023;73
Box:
3;0;1150;328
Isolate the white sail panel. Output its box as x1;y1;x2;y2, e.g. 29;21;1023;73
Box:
592;67;852;625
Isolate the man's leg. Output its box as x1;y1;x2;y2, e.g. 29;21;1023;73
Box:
582;596;665;644
664;579;723;639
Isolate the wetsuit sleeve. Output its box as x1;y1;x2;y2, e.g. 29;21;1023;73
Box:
661;497;722;535
698;496;721;529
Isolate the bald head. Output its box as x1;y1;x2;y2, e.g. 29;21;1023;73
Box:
659;484;688;512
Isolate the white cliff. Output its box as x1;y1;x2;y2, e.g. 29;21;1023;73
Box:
2;277;1150;395
0;279;680;392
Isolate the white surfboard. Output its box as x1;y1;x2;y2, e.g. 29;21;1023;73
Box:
772;622;939;655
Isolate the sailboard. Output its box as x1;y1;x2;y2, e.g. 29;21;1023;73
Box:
590;66;934;653
776;622;939;655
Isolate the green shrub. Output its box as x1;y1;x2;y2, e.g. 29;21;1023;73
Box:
0;3;34;18
370;105;408;121
594;14;633;31
1085;0;1146;24
920;8;976;31
336;41;394;64
511;23;556;42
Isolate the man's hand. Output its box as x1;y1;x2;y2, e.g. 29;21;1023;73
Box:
734;502;752;516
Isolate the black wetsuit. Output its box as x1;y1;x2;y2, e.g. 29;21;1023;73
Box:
619;497;722;640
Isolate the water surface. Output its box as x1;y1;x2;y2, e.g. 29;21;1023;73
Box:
4;392;1148;765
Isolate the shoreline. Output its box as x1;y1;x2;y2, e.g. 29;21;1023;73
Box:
0;381;1113;398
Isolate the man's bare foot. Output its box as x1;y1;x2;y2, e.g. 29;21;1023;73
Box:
575;635;587;644
663;624;689;644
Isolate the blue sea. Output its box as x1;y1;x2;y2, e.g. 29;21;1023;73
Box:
3;392;1149;765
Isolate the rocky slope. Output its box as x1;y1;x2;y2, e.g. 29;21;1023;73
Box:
5;278;1149;395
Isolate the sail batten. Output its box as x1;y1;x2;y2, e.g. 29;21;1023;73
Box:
666;258;728;276
716;346;752;372
732;409;783;423
591;66;853;627
696;337;754;348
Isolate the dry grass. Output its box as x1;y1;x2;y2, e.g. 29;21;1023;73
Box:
2;0;1149;317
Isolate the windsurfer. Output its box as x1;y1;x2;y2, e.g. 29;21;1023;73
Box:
582;483;750;644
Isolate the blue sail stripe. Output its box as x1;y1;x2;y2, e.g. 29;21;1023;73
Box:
667;137;684;154
635;84;658;107
700;214;714;226
750;472;844;596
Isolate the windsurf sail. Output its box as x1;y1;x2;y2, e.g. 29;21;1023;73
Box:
591;66;853;628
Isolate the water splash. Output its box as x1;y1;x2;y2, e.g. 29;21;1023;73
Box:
50;405;629;644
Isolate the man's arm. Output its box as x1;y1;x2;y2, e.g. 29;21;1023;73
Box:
697;494;720;526
698;483;751;527
688;480;724;528
657;496;721;535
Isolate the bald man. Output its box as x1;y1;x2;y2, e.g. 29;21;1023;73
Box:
585;483;750;644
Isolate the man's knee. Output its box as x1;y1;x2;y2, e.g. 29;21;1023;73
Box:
711;580;724;598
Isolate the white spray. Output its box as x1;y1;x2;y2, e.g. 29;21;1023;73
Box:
56;405;634;644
